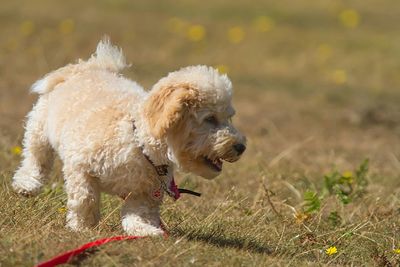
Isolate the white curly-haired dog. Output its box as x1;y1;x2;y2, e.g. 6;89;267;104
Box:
12;39;246;236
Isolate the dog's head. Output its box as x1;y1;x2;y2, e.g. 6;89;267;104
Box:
144;66;246;179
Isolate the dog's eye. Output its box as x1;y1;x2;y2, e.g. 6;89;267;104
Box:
204;115;218;125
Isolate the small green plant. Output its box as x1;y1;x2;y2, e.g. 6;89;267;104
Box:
303;190;321;214
354;158;369;197
323;159;369;205
302;159;369;215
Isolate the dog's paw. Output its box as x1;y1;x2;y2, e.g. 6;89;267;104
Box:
66;211;98;232
12;171;43;197
125;224;164;236
66;223;92;232
122;215;164;236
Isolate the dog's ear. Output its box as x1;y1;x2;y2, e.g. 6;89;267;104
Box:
144;83;199;139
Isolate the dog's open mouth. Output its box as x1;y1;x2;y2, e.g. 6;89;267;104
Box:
204;157;223;172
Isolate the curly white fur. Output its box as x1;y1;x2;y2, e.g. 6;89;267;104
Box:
12;38;246;236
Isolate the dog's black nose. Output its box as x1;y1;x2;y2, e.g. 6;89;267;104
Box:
233;143;246;155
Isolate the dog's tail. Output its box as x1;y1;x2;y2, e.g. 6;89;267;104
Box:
86;36;128;73
31;36;127;94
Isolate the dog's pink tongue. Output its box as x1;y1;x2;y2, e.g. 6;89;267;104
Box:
169;179;180;200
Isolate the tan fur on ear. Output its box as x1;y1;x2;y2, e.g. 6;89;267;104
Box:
144;83;199;139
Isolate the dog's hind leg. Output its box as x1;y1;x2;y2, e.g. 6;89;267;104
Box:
12;96;54;196
64;168;100;231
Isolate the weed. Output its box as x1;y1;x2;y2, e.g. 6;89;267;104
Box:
303;190;321;214
302;159;370;215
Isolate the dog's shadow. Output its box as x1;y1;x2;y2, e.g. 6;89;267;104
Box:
170;226;272;254
60;225;271;266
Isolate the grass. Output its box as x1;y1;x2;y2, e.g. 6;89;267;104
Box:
1;0;400;265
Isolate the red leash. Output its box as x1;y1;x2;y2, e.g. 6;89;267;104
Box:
35;235;146;267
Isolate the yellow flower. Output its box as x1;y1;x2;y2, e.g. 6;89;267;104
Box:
393;248;400;254
59;19;75;35
252;16;275;32
187;25;206;42
326;246;338;255
331;69;347;85
58;207;67;213
339;9;360;29
342;171;353;178
341;170;353;184
167;17;187;35
20;20;35;36
215;64;229;74
11;146;22;156
228;26;245;44
316;44;332;63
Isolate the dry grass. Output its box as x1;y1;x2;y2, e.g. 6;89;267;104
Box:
1;0;400;266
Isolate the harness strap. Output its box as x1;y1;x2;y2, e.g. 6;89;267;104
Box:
141;148;201;199
134;120;200;198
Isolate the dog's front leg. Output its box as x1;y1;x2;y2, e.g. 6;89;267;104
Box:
64;169;101;231
121;194;163;236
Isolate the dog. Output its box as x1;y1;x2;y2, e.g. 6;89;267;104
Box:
12;38;246;236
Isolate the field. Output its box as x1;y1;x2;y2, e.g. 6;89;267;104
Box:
1;0;400;266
